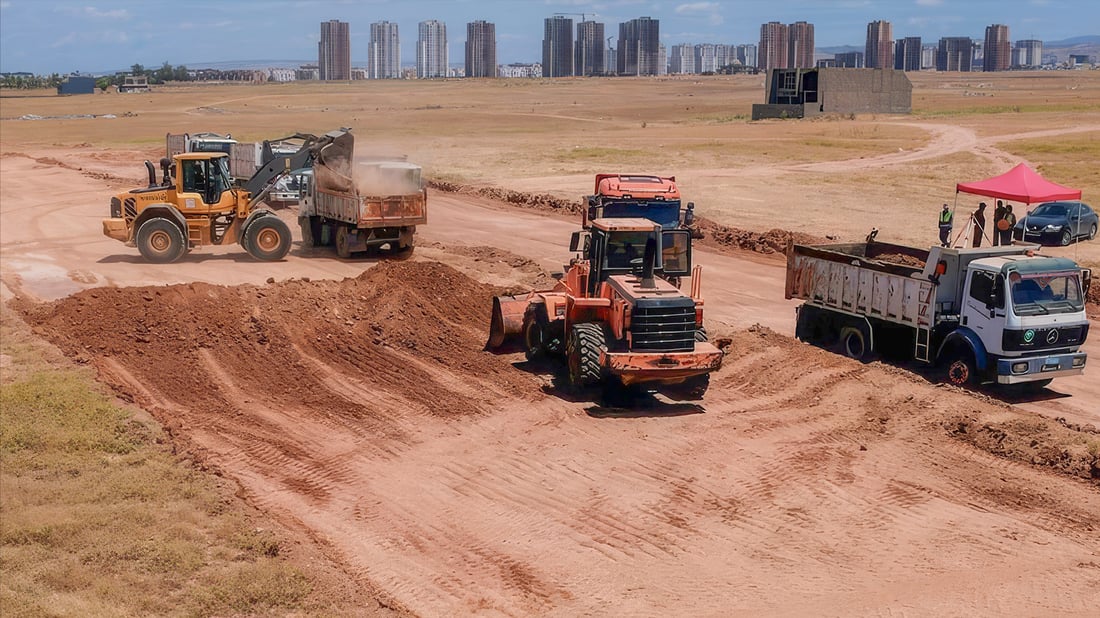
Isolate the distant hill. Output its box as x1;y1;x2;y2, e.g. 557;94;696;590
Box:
1043;35;1100;47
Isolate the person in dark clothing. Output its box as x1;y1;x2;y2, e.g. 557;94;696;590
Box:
998;204;1016;246
938;203;953;247
971;202;987;248
992;200;1006;246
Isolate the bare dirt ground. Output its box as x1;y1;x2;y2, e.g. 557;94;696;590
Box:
3;73;1100;615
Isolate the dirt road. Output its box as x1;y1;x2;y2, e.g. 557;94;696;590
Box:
4;148;1100;615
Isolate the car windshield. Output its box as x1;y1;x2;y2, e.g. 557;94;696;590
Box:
1009;272;1084;316
1031;203;1067;217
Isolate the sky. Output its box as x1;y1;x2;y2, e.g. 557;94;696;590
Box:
0;0;1095;74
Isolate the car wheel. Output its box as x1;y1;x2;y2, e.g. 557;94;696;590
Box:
1060;227;1072;246
1089;223;1097;241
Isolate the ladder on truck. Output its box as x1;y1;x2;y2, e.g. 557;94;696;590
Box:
914;281;934;363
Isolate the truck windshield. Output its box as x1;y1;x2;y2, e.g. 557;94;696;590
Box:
1009;272;1084;316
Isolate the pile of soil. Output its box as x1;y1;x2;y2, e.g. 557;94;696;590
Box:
948;416;1100;482
693;217;827;256
19;261;539;422
429;180;581;216
872;253;928;268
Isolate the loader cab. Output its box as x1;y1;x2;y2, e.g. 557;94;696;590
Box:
573;218;693;296
177;153;233;209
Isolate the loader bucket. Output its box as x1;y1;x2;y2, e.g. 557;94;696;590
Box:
487;295;529;350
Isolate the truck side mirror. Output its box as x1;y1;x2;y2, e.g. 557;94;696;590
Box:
991;274;1005;309
569;230;589;253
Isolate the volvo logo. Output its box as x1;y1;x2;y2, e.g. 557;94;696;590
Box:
1023;329;1035;343
1046;329;1060;345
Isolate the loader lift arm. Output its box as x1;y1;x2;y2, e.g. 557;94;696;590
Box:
240;128;354;203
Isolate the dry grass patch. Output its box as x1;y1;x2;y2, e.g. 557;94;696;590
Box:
0;308;360;617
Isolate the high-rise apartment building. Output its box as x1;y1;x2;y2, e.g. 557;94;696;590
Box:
617;17;660;76
787;21;814;69
758;22;788;72
983;24;1010;72
543;16;574;77
575;20;605;76
669;44;695;74
835;51;864;68
921;46;936;70
894;36;922;71
694;44;718;74
937;37;973;72
465;20;497;78
714;44;733;70
865;20;894;69
319;19;350;81
368;21;400;79
417;20;448;78
1014;39;1043;68
737;44;757;69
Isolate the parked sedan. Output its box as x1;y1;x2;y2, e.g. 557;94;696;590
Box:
1013;201;1098;246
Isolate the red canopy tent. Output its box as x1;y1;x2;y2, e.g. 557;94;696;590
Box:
956;163;1081;204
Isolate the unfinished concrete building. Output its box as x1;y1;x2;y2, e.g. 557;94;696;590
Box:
751;67;912;120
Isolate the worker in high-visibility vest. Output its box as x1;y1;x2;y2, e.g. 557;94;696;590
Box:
938;203;953;247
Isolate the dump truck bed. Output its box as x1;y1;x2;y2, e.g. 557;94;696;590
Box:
311;188;427;229
786;242;936;330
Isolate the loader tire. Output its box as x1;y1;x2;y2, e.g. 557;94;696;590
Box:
695;325;708;343
522;304;548;361
244;216;291;261
136;217;185;264
567;322;605;388
299;216;322;247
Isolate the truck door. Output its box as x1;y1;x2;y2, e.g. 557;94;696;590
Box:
961;268;1007;355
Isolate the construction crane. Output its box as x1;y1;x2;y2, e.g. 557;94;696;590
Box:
554;12;597;22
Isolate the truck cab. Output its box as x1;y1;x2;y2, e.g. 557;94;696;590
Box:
956;255;1089;383
570;218;694;296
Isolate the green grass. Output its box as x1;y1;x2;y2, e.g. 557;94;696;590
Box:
916;103;1100;118
0;365;317;617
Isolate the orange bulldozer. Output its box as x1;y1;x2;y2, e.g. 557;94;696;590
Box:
487;217;723;400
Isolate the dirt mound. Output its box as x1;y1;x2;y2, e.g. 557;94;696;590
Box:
693;217;827;256
19;261;540;427
948;415;1100;482
428;180;581;215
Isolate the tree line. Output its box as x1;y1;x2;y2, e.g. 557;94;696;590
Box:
1;62;193;90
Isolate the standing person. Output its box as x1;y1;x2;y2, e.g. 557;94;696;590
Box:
972;202;987;248
999;204;1016;246
938;203;953;247
992;200;1006;246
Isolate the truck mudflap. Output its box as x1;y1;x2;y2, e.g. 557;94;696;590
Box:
601;342;724;386
995;352;1087;384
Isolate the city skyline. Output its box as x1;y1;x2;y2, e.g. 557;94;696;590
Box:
1;0;1095;74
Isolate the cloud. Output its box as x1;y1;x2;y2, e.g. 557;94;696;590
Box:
51;29;129;49
915;0;943;6
56;6;131;19
674;2;723;26
0;1;10;9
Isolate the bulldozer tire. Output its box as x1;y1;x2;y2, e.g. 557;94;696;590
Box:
695;325;708;343
136;217;185;263
244;216;291;261
522;305;548;361
567;322;605;388
335;225;352;259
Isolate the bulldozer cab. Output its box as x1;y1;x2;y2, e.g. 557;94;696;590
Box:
580;218;693;296
177;153;234;210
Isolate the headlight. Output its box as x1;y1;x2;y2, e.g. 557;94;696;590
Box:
1044;224;1061;231
1011;361;1029;373
1072;357;1086;367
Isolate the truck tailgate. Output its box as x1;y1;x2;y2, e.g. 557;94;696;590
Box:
314;188;427;228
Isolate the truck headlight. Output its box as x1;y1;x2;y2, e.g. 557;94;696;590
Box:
1011;361;1029;373
1072;357;1086;367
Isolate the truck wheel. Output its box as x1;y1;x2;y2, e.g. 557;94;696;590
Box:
244;216;291;261
334;225;352;259
695;325;708;342
136;218;185;263
397;226;416;252
299;216;322;247
838;326;868;362
944;351;976;387
1060;228;1073;246
567;322;605;387
671;374;710;400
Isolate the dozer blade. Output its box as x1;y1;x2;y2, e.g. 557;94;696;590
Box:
487;295;530;350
